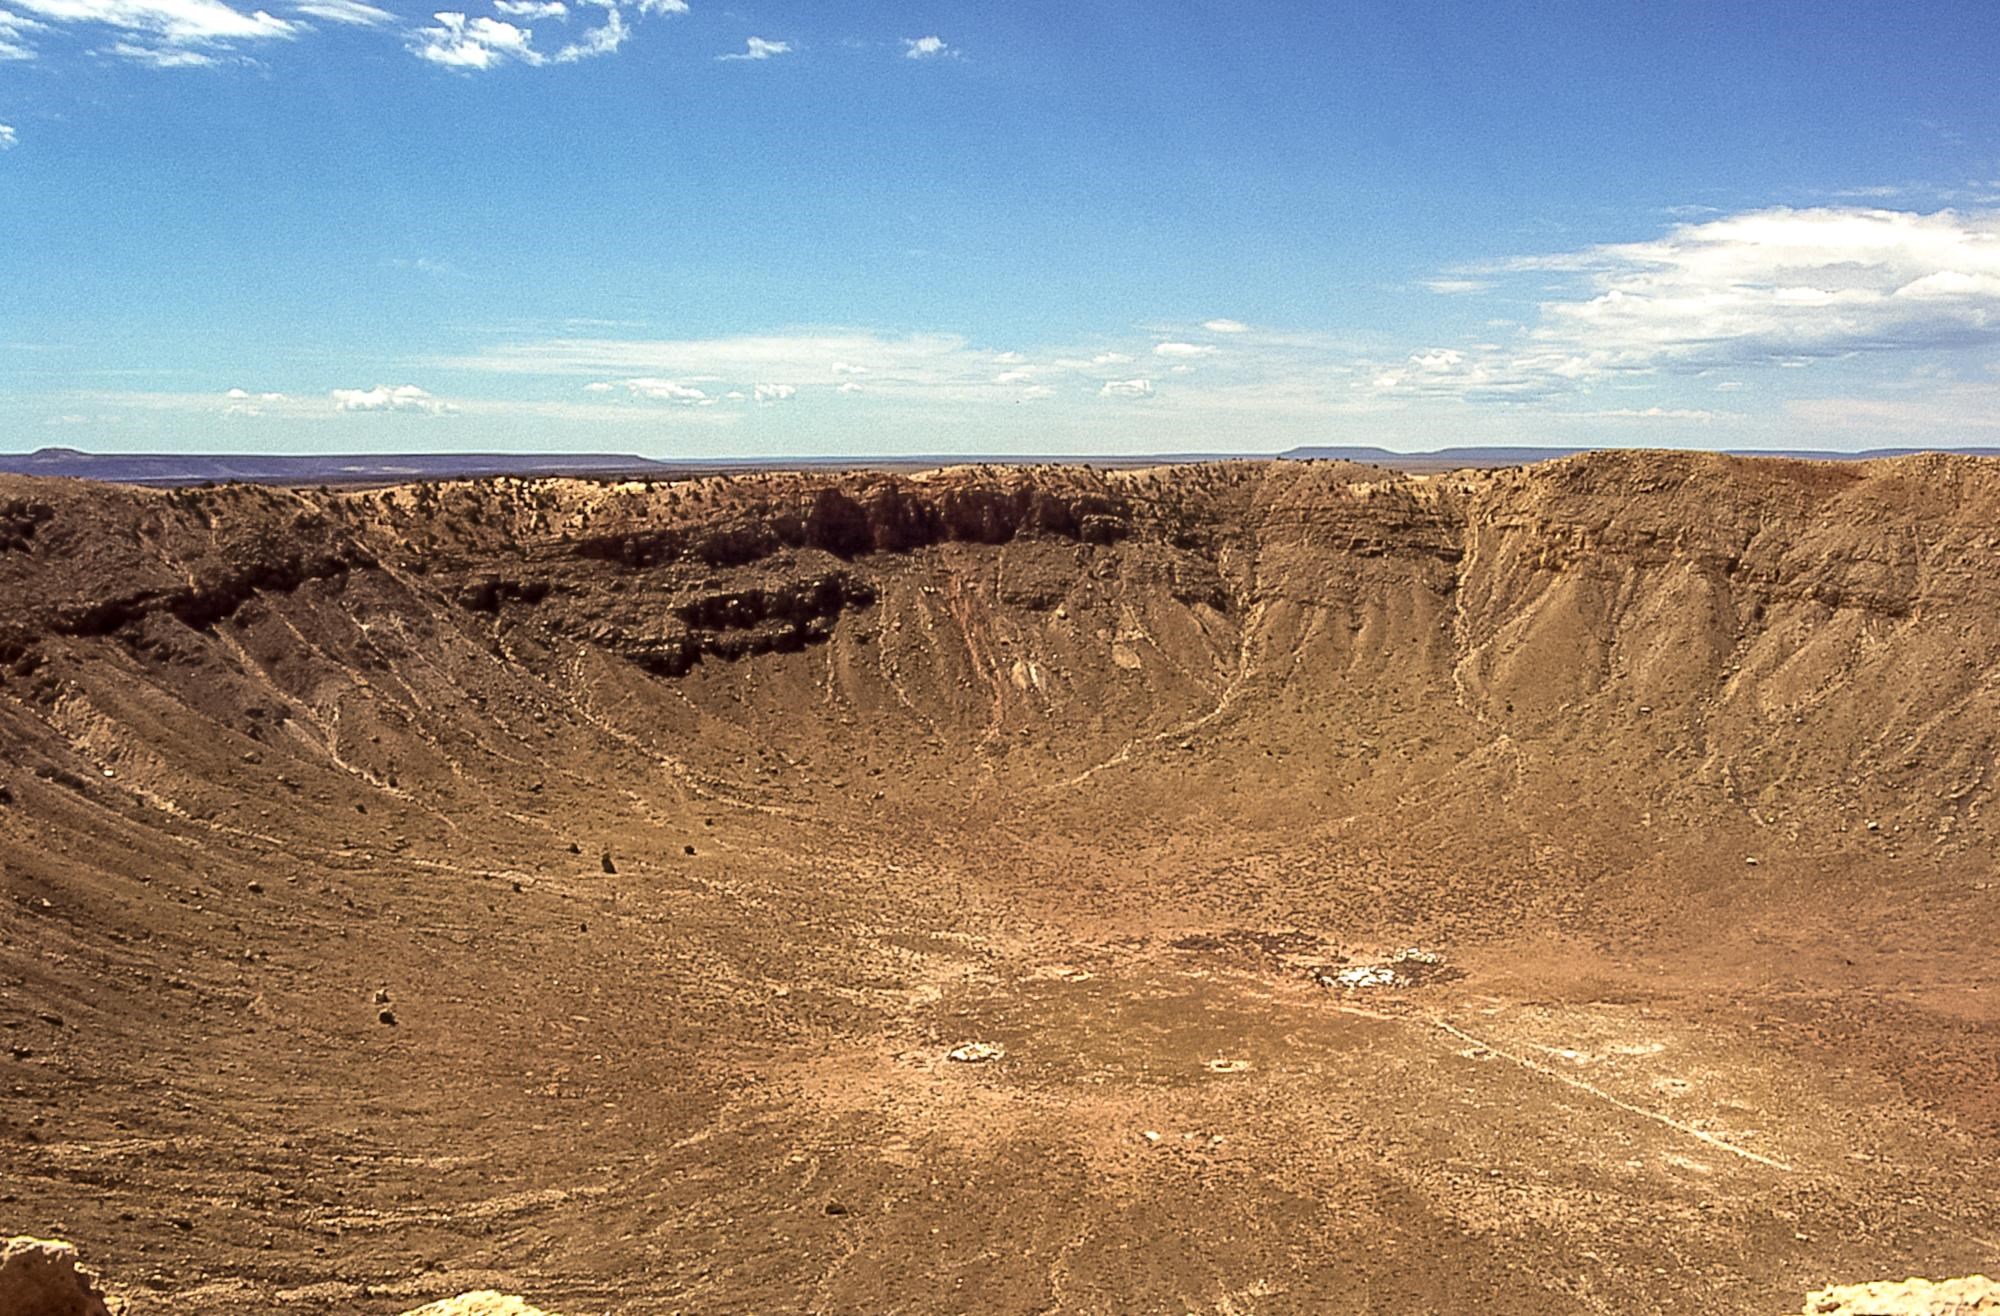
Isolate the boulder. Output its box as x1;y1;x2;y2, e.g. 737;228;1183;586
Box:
399;1291;563;1316
1805;1275;2000;1315
0;1236;115;1316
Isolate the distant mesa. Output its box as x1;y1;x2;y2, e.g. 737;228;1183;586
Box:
7;444;2000;488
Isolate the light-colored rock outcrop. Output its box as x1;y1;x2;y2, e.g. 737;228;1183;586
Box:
398;1291;563;1316
0;1237;115;1316
1805;1275;2000;1315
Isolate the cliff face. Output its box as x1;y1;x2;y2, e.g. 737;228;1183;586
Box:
0;453;1995;856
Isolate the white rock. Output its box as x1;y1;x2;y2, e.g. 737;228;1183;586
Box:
1803;1275;2000;1315
399;1291;563;1316
946;1041;1004;1064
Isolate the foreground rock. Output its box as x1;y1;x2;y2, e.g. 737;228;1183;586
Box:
1805;1275;2000;1315
0;1237;115;1316
399;1292;562;1316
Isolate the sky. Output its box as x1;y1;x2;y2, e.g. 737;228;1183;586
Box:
5;2;2000;457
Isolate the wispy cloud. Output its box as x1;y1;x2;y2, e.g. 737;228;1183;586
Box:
1201;318;1250;333
1152;341;1213;358
0;123;15;148
292;0;388;24
718;34;788;61
0;7;46;58
1570;406;1727;422
552;5;622;62
1421;278;1493;295
491;0;563;16
14;0;295;46
388;255;468;279
111;38;224;63
1099;378;1154;399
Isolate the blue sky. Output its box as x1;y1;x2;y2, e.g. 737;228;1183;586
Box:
4;2;2000;456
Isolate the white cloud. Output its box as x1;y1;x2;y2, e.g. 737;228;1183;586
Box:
1529;206;2000;369
111;37;219;62
831;361;868;375
1201;318;1250;334
902;34;953;59
222;386;291;417
622;377;708;403
1373;205;2000;407
753;382;796;404
994;368;1033;384
412;11;541;67
491;0;563;15
1153;341;1213;358
1573;406;1724;422
718;34;788;60
632;0;683;12
1099;378;1154;399
1422;278;1493;295
1363;345;1576;405
14;0;295;43
0;123;14;148
836;381;864;394
1088;351;1131;367
331;383;457;415
551;4;620;61
0;7;46;57
293;0;389;23
583;380;614;392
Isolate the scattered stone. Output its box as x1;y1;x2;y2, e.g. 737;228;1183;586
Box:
398;1292;562;1316
946;1041;1004;1064
373;988;391;1004
683;845;696;856
1315;947;1459;991
0;1236;115;1316
823;1200;851;1217
1746;856;1760;867
246;880;263;894
1141;1130;1162;1144
599;852;616;874
377;1007;398;1026
1205;1058;1251;1074
1802;1274;2000;1315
